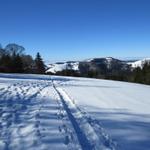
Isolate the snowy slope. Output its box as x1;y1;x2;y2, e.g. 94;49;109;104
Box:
128;58;150;68
84;57;117;69
46;62;79;73
46;57;124;74
54;76;150;150
0;73;150;150
46;57;150;74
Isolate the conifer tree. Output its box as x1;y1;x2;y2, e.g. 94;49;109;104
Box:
0;54;11;72
35;52;45;74
11;52;24;73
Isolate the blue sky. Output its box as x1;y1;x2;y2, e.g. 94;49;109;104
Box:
0;0;150;62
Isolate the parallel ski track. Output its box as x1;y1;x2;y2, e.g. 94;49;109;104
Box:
0;77;116;150
52;82;93;150
52;79;116;150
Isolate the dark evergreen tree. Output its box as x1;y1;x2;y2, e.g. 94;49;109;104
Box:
142;62;150;84
0;54;12;72
35;52;45;74
21;55;34;73
0;48;4;58
11;52;24;73
133;67;143;83
15;54;24;73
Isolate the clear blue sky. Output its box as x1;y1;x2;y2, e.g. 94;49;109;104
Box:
0;0;150;62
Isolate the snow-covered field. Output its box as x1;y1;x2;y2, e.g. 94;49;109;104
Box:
0;74;150;150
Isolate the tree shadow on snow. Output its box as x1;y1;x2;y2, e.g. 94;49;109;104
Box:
84;106;150;150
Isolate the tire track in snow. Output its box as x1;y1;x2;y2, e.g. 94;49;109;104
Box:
52;80;115;150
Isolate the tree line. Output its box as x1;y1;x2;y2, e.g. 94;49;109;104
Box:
51;62;150;85
0;43;150;85
131;63;150;85
0;43;45;74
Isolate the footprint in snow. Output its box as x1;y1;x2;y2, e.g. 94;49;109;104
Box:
58;126;62;132
35;120;40;128
64;135;70;145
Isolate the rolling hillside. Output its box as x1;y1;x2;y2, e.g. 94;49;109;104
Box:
0;74;150;150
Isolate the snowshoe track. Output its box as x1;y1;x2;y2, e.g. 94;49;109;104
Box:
0;81;53;149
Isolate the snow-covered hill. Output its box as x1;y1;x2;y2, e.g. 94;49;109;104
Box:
46;57;150;74
127;58;150;68
46;57;128;74
46;61;79;73
0;73;150;150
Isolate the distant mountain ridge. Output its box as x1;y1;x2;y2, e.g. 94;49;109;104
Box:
46;57;150;74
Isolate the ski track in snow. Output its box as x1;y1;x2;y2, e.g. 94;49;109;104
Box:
1;74;150;150
0;75;117;150
52;80;116;150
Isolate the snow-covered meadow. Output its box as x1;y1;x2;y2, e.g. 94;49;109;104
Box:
0;74;150;150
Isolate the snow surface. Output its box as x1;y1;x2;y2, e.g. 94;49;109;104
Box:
0;73;150;150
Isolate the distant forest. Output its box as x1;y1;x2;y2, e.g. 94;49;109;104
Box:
0;43;150;85
51;63;150;85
